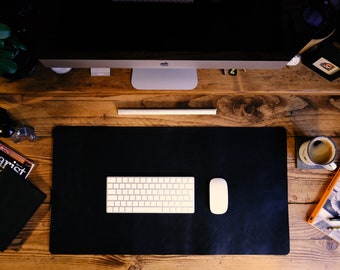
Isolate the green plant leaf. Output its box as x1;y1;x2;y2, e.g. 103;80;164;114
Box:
9;35;27;50
0;59;18;74
0;50;15;59
0;23;11;39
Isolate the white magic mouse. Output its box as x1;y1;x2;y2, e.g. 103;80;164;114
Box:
209;178;228;215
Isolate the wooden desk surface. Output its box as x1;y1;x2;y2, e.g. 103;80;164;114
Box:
0;64;340;270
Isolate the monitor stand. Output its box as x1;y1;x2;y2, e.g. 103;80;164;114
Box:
131;68;198;90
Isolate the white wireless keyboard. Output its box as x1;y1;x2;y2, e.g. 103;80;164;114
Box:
106;176;195;214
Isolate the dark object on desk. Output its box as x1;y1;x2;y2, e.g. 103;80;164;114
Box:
0;107;15;138
50;126;289;255
301;31;340;81
0;107;37;142
302;0;338;40
0;169;46;251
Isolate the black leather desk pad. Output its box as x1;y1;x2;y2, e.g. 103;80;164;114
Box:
50;126;289;255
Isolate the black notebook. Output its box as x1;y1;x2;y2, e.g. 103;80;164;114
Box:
51;126;289;255
0;169;46;251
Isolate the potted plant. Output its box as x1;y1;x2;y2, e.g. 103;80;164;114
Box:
0;23;37;79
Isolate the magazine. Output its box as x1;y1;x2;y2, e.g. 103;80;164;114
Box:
0;141;35;178
308;168;340;243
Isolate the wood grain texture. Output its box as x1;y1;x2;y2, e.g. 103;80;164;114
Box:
0;63;340;269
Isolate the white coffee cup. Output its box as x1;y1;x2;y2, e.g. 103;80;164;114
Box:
299;136;337;171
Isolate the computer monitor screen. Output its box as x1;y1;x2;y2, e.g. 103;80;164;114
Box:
28;0;315;89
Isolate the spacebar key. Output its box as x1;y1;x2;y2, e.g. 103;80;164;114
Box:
132;207;163;213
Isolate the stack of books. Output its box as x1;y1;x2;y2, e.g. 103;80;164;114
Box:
0;141;46;251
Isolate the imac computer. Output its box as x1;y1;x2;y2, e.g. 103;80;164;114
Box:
27;0;318;90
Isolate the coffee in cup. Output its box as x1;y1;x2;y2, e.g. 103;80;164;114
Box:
298;136;337;171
